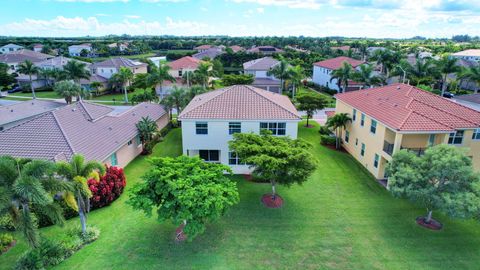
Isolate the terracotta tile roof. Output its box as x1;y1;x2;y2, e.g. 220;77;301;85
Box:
167;56;202;70
243;57;280;70
0;100;65;126
335;83;480;132
192;48;224;60
453;49;480;57
178;85;300;120
0;49;53;63
229;45;244;53
91;57;147;69
194;45;213;50
0;101;167;162
314;56;365;70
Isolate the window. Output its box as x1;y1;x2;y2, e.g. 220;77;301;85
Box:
473;129;480;140
352;109;357;121
355;138;358;146
260;122;286;135
361;143;365;156
199;150;219;162
136;135;142;145
345;131;350;143
448;130;464;145
110;153;118;166
370;120;377;134
428;134;436;146
228;152;244;165
360;114;365;127
373;154;379;168
127;140;133;146
196;122;208;135
179;69;183;77
229;122;241;135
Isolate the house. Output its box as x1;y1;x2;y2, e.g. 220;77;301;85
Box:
331;46;351;53
454;94;480;112
178;85;301;174
0;49;53;73
90;57;147;79
247;46;284;55
0;101;169;167
229;45;244;53
0;100;64;131
68;43;93;57
79;74;109;91
32;44;44;53
243;57;282;93
367;47;386;56
107;42;129;52
148;56;167;67
192;47;224;60
155;56;204;97
36;56;90;70
194;45;214;53
312;56;366;92
334;83;480;184
0;44;24;54
452;49;480;62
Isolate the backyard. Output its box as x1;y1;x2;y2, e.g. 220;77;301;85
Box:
2;122;480;269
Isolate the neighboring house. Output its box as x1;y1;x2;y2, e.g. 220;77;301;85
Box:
229;45;244;53
158;56;203;97
0;43;24;54
0;101;169;167
192;47;224;60
0;49;53;73
33;44;44;53
247;46;284;55
107;42;129;52
178;85;301;174
334;83;480;183
452;49;480;62
285;45;310;54
91;57;148;79
194;45;214;53
0;100;64;131
243;56;281;93
148;56;167;67
36;56;90;70
331;46;351;53
79;74;109;91
367;47;386;56
454;94;480;112
312;56;366;92
68;43;93;57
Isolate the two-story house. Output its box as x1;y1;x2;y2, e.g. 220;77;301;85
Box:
90;57;148;79
312;56;365;92
452;49;480;63
155;56;203;98
243;57;282;93
334;83;480;185
0;49;53;73
68;43;93;57
0;43;24;54
178;85;301;174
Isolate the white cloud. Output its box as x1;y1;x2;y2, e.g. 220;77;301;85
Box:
55;0;129;2
256;7;265;13
125;15;141;19
231;0;323;9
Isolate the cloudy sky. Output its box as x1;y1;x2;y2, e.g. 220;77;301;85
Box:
0;0;479;38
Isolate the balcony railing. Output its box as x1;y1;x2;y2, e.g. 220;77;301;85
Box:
401;147;426;157
383;141;394;156
383;141;426;157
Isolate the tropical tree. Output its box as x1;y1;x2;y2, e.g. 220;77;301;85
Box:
267;58;290;92
182;71;195;87
147;64;176;96
222;74;254;86
194;62;214;90
0;157;67;248
458;66;480;94
295;91;326;127
135;116;158;154
371;49;401;77
330;62;354;93
111;67;134;103
0;63;16;89
186;85;207;102
352;64;383;88
56;155;105;234
37;68;56;87
128;156;239;241
435;56;460;96
229;132;316;205
89;81;103;96
287;65;305;98
326;113;352;149
131;88;158;103
17;60;39;99
387;145;480;226
54;80;88;104
63;60;90;83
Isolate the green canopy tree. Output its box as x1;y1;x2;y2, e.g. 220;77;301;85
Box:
17;60;39;99
0;157;67;248
229;132;316;204
267;58;290;92
111;67;134;103
458;66;480;94
221;74;254;86
287;65;305;98
330;62;354;93
387;145;480;226
56;155;105;234
194;62;215;90
435;56;460;96
135;116;158;154
326;113;352;149
352;64;383;88
63;60;91;83
296;91;327;127
147;64;176;96
127;156;239;241
54;80;86;104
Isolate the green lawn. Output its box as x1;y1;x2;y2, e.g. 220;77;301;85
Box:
93;52;158;62
11;91;61;99
2;123;480;269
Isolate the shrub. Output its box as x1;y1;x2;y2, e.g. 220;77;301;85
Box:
0;233;14;254
320;134;336;145
0;214;15;231
88;165;126;209
318;126;332;136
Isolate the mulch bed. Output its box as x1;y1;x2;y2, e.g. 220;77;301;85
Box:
0;240;16;255
175;224;187;242
416;216;443;230
261;194;284;208
321;144;348;153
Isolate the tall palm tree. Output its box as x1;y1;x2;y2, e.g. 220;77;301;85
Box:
90;81;103;96
63;60;91;83
136;116;158;148
267;58;290;92
147;64;176;96
194;62;215;90
0;156;67;248
287;65;305;98
186;85;207;102
436;56;460;96
326;113;352;150
459;66;480;94
17;60;39;99
409;58;438;86
352;64;383;88
111;67;134;103
56;155;105;234
182;71;195;87
330;62;354;93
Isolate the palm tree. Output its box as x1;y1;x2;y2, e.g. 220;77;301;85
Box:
436;56;460;96
136;116;158;149
147;64;176;96
330;62;354;93
63;60;91;83
182;71;195;87
409;58;438;86
90;81;103;96
186;85;207;102
458;66;480;94
37;68;56;87
287;65;305;98
267;58;290;92
352;64;383;88
194;62;214;90
0;156;67;248
111;67;134;103
326;113;352;150
56;155;105;234
17;60;39;99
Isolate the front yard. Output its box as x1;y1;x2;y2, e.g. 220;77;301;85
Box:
2;123;480;269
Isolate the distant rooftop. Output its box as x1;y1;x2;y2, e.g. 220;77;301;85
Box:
452;49;480;57
314;56;365;70
0;49;53;63
92;57;147;69
243;57;280;70
0;100;64;127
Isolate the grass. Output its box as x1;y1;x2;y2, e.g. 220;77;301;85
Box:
3;123;480;269
12;91;61;99
93;52;158;62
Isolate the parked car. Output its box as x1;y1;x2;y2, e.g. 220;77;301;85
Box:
7;86;22;93
443;92;455;98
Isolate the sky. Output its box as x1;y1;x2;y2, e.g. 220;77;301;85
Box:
0;0;479;38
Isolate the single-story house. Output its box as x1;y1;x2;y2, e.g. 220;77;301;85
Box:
0;100;65;131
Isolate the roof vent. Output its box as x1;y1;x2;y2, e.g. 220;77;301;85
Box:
132;112;136;116
72;108;76;112
108;127;113;131
397;86;401;90
10;109;13;112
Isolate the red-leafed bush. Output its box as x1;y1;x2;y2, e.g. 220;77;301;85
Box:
88;166;126;209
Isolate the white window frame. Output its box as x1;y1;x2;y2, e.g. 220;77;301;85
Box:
229;122;242;135
472;128;480;141
196;122;208;135
260;122;286;136
448;130;464;145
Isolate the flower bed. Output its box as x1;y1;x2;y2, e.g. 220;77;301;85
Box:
88;165;126;209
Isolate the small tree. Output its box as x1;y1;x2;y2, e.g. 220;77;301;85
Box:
17;60;39;99
135;116;158;154
326;113;352;149
388;145;480;226
229;132;316;205
54;80;82;104
222;74;254;86
127;156;239;241
296;91;327;127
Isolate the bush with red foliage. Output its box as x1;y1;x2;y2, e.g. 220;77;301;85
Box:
88;165;127;209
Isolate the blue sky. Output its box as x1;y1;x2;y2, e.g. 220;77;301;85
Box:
1;0;479;38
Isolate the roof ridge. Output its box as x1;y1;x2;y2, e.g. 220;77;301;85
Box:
51;111;76;155
247;86;300;119
77;101;94;121
178;87;231;118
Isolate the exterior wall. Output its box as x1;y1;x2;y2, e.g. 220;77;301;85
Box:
95;67;118;79
68;46;92;57
0;46;23;54
168;67;197;78
181;119;299;174
244;69;277;80
132;65;147;75
459;129;480;172
312;66;338;91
